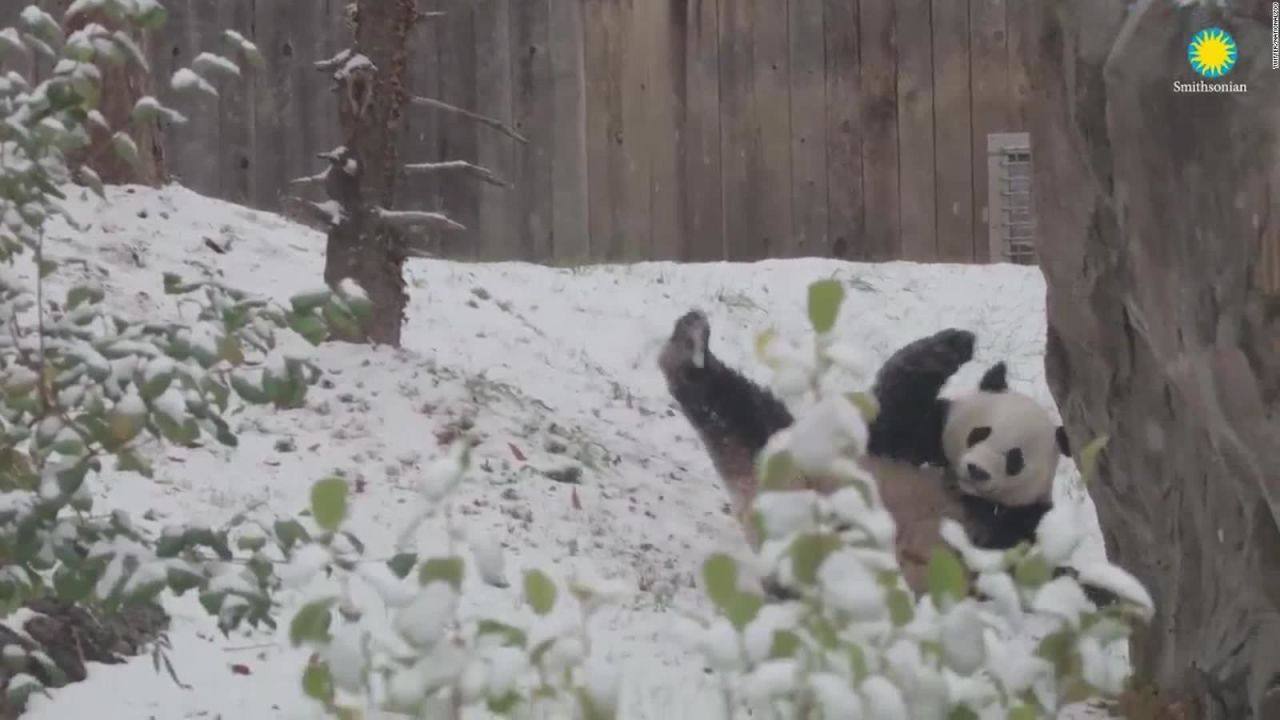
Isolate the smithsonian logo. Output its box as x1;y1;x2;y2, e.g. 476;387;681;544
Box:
1173;27;1248;93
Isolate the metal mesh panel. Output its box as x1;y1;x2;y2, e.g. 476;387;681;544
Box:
986;133;1038;265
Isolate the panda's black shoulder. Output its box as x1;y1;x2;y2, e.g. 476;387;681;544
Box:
866;396;952;469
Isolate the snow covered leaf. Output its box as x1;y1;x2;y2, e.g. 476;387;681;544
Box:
289;599;334;647
476;619;527;648
394;583;457;648
523;569;557;615
111;131;140;167
387;552;417;579
1078;435;1110;486
301;661;334;703
274;519;311;553
926;545;969;606
418;556;464;590
790;532;843;585
757;447;797;491
702;553;739;609
807;278;845;334
310;476;348;532
171;67;217;97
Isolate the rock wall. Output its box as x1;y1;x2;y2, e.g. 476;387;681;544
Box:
1020;1;1280;717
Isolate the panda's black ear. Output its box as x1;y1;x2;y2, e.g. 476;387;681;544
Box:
1056;426;1071;457
978;362;1009;392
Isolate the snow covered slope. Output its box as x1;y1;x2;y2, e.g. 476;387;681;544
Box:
19;184;1111;718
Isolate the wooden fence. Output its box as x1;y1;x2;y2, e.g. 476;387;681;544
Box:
3;0;1041;264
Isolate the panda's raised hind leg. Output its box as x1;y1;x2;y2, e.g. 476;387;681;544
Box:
658;310;795;546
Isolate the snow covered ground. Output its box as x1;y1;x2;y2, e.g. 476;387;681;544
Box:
18;184;1114;718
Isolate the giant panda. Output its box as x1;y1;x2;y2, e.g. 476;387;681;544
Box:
656;309;1072;596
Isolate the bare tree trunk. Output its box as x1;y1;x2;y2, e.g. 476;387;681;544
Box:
302;2;518;345
319;0;419;346
1020;1;1280;717
63;6;166;186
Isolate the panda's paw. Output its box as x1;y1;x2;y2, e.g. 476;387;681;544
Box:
659;309;711;378
928;328;977;363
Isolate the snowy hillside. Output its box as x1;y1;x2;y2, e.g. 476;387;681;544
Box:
17;184;1112;719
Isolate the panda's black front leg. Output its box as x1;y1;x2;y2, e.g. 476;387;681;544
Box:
868;328;976;467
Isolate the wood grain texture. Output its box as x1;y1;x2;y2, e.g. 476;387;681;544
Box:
116;1;1037;266
930;0;973;263
826;0;865;259
618;0;652;260
646;0;681;261
435;0;480;258
582;0;626;260
789;0;828;258
678;0;724;261
895;0;936;262
548;0;590;261
472;0;517;259
968;0;1009;263
511;0;555;261
859;0;899;261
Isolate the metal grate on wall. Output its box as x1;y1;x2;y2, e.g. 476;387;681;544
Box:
986;132;1037;265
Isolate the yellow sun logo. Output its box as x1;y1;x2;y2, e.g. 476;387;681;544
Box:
1187;27;1238;78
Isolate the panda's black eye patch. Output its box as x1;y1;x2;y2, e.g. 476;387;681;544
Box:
966;426;992;447
1006;448;1024;476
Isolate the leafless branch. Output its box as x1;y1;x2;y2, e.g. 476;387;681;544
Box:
403;160;509;188
289;169;329;186
375;207;467;232
408;95;528;144
281;196;343;231
314;49;353;73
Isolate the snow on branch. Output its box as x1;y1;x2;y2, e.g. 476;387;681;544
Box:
374;208;466;233
289;169;329;186
403;160;508;188
408;95;527;144
314;48;353;73
282;197;345;231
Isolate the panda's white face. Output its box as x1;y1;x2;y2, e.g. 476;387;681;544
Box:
941;387;1062;507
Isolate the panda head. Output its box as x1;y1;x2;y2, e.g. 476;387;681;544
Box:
941;362;1071;506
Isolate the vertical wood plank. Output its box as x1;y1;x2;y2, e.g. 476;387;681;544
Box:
473;0;516;259
435;0;480;258
548;0;590;262
401;4;441;232
1005;0;1031;133
721;0;791;261
824;0;863;259
969;0;1009;263
582;0;625;261
618;0;652;260
307;0;343;160
719;0;758;260
931;0;973;262
678;0;723;261
895;0;936;261
752;0;792;259
647;2;681;261
858;0;899;260
216;0;255;206
250;0;298;209
789;0;828;258
511;0;554;261
162;0;221;196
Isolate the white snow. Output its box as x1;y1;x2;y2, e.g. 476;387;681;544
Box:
12;183;1119;719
